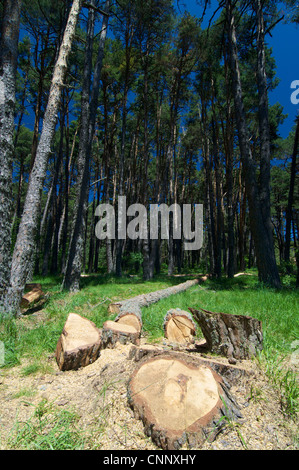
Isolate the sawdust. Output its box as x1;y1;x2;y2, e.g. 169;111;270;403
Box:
0;338;297;451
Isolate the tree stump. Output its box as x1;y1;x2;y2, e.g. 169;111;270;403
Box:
101;320;141;349
163;308;197;345
128;353;243;450
189;307;263;362
55;313;102;371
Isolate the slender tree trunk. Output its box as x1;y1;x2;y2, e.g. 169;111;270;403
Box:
284;116;299;265
226;0;280;288
4;0;83;315
116;17;133;278
63;0;110;291
0;0;22;312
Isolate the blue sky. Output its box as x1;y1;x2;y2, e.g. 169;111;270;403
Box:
178;0;299;139
20;1;299;140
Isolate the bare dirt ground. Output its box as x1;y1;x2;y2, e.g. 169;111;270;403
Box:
0;336;298;451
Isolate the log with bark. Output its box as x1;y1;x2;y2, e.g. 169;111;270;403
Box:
106;279;200;348
189;307;263;362
163;308;197;345
127;353;243;450
108;278;200;315
115;301;143;332
101;320;141;349
55;313;102;371
20;284;45;308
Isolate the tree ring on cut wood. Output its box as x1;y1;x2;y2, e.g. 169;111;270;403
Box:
127;353;242;450
55;313;102;371
115;301;143;332
163;308;196;344
116;313;142;332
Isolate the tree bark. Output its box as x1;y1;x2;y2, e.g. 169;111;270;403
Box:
62;0;110;291
189;307;263;362
55;313;102;371
0;0;22;312
284;116;299;265
4;0;83;316
225;0;281;288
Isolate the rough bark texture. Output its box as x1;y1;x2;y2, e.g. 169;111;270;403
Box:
109;278;200;315
163;308;197;344
225;0;280;289
127;353;243;450
4;0;83;316
62;0;110;292
55;313;102;371
0;0;22;312
189;307;263;362
101;320;140;349
129;344;166;362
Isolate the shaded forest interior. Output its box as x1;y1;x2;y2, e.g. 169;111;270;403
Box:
0;0;298;317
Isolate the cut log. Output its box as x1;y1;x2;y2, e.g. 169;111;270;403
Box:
101;320;140;349
24;283;42;292
128;353;243;450
108;279;200;340
20;284;45;308
189;307;263;362
115;301;143;332
55;313;102;371
108;278;200;315
116;313;142;332
163;308;197;345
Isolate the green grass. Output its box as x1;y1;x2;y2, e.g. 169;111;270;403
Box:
7;399;86;450
0;272;190;368
0;270;298;448
141;273;299;420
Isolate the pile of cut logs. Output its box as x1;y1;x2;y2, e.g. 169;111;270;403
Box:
53;277;263;450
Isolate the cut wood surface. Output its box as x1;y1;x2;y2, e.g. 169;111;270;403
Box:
55;313;102;371
108;278;200;334
20;284;45;308
128;353;243;450
189;307;263;362
163;308;197;344
101;320;141;349
116;313;142;332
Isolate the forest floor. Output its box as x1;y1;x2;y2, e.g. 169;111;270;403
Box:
0;273;298;450
0;327;298;450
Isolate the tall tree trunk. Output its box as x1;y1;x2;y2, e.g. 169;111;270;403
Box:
284;115;299;266
226;0;280;288
63;0;110;291
0;0;22;312
4;0;83;315
115;16;133;278
223;50;235;278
